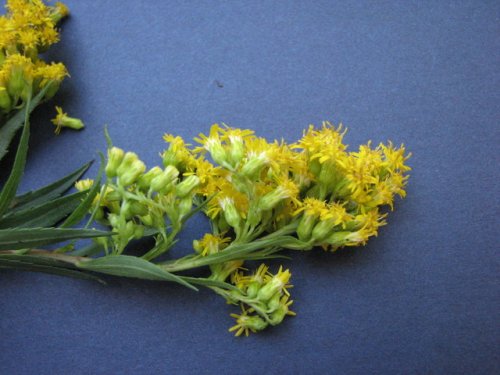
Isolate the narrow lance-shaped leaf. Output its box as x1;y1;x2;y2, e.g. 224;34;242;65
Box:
0;96;31;217
0;254;104;283
10;161;92;211
77;255;197;291
0;191;88;229
0;227;110;250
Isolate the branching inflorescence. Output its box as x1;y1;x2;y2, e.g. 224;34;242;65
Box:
75;123;411;335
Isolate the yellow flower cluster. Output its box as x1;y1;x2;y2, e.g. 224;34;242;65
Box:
0;0;69;112
78;121;409;335
158;122;410;334
226;265;295;336
163;122;410;251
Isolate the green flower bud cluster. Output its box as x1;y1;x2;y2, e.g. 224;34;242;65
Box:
78;145;200;257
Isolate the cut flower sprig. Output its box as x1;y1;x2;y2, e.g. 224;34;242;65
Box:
0;1;411;337
69;122;410;335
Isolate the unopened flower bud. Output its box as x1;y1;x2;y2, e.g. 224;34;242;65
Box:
256;267;291;302
176;175;200;198
228;135;245;166
162;149;177;168
178;197;193;219
219;197;240;229
0;88;12;111
121;160;146;186
206;138;228;167
311;219;334;242
116;151;139;176
7;67;26;98
247;207;262;227
258;190;283;211
318;162;337;189
240;152;268;179
117;153;146;186
297;214;317;241
137;166;163;191
267;292;281;312
246;281;261;299
269;304;288;326
105;147;125;177
243;315;268;331
150;166;179;193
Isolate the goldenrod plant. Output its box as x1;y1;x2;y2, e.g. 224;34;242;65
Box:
0;1;411;336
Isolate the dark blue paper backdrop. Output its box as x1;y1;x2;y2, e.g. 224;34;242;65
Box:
1;1;499;374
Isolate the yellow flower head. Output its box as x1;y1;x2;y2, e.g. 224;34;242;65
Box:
229;306;267;337
380;141;412;173
294;197;329;217
321;202;352;228
206;178;249;219
193;233;231;256
293;121;348;164
75;179;94;191
162;133;196;171
35;62;68;86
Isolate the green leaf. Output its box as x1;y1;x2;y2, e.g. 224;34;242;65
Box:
0;254;104;283
0;227;110;250
77;255;197;290
0;191;88;229
0;98;31;217
0;83;52;162
10;161;92;212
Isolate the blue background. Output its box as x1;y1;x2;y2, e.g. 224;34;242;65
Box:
1;1;499;374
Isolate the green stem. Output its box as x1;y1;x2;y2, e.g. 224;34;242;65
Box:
161;224;299;273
